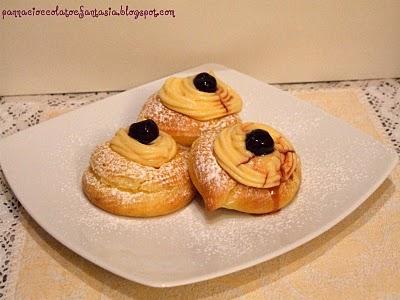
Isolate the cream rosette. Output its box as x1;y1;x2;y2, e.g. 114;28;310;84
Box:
158;74;242;121
110;128;177;168
213;122;298;188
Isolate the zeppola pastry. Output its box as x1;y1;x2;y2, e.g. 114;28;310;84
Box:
138;72;242;146
189;122;301;214
82;119;196;217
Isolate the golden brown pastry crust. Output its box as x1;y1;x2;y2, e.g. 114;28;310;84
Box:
138;94;241;146
189;131;301;214
82;143;195;217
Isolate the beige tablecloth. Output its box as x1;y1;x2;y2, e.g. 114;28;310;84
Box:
12;89;400;299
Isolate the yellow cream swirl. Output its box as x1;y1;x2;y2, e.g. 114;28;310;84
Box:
213;123;298;188
158;73;242;121
110;128;177;168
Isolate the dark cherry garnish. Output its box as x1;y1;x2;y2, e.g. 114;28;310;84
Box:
193;72;217;93
128;119;159;144
245;129;274;156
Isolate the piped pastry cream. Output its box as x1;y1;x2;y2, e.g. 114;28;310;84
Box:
158;73;242;121
110;128;177;168
214;123;298;188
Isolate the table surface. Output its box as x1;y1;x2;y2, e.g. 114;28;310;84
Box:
0;78;399;299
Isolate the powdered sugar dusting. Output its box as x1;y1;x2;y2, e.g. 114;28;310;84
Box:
89;142;190;192
190;131;235;196
138;94;240;137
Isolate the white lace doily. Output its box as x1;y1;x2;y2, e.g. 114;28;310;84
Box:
0;79;398;298
278;79;400;155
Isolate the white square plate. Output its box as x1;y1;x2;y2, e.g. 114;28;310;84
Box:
0;64;397;287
